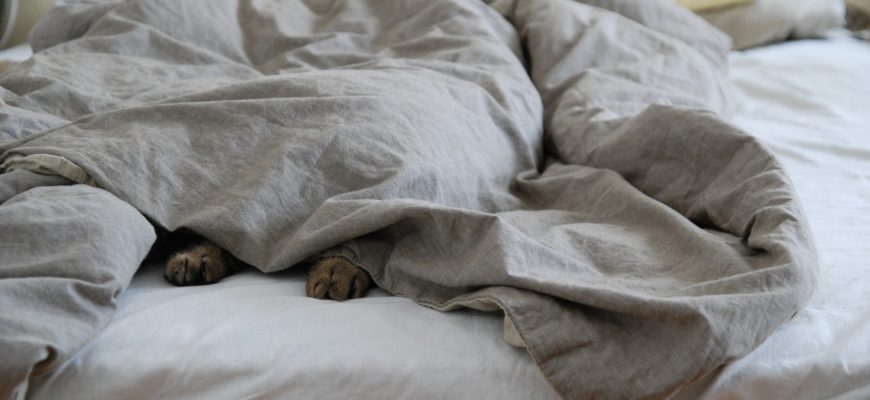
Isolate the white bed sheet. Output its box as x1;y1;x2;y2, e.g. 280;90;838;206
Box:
27;266;558;399
698;37;870;400
17;37;870;399
0;44;32;73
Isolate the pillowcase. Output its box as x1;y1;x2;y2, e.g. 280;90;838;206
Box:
694;0;846;49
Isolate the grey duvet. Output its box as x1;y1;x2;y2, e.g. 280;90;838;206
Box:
0;0;817;399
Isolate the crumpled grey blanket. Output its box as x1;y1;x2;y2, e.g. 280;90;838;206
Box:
0;0;818;398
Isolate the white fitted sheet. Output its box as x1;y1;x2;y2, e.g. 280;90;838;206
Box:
21;37;870;399
28;267;557;399
699;37;870;400
0;44;32;73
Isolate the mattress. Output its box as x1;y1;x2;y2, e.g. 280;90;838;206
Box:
11;37;870;399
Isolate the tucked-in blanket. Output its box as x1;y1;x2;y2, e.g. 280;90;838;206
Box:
0;0;817;398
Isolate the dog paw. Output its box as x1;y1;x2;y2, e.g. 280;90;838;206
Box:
165;241;232;285
306;257;371;301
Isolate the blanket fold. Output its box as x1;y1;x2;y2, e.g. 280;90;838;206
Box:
0;0;817;398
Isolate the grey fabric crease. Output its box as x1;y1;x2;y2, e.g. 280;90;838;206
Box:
0;0;817;399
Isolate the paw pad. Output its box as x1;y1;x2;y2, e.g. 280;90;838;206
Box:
306;257;371;301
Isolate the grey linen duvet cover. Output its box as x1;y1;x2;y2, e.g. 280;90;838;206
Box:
0;0;817;399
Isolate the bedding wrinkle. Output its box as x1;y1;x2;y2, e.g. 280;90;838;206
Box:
0;0;819;399
0;184;155;399
687;38;870;399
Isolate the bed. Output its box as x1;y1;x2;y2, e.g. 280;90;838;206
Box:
1;1;868;399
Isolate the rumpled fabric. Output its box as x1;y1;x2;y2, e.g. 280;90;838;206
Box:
0;1;817;398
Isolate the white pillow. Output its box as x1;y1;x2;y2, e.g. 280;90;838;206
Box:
697;0;846;49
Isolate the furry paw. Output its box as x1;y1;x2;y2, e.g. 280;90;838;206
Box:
165;241;233;285
306;257;371;301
